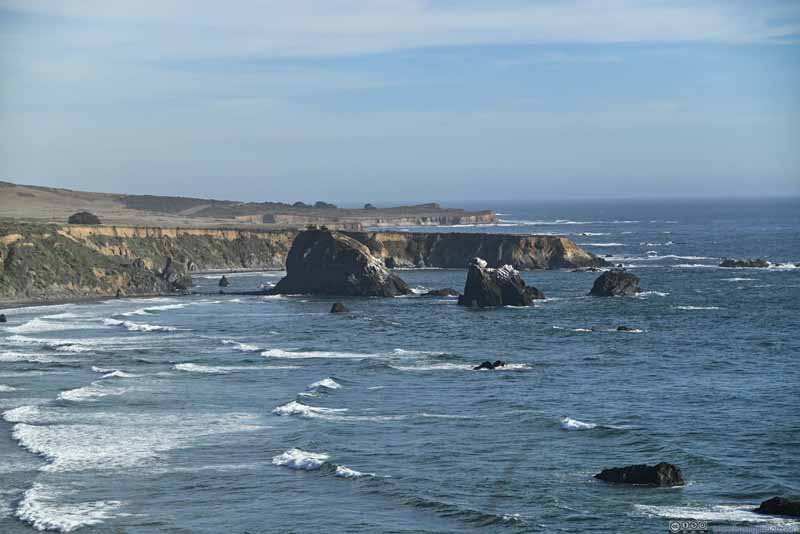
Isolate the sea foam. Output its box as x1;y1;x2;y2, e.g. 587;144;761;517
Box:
560;417;597;430
102;318;183;332
15;483;122;533
272;448;329;470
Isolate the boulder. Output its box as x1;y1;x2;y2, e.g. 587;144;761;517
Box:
0;313;6;323
271;230;411;297
67;211;101;225
219;275;230;287
457;258;544;308
616;325;636;332
473;360;506;371
589;270;641;297
595;463;684;487
754;497;800;517
424;288;459;297
364;203;377;210
719;258;770;268
330;302;349;313
160;257;191;292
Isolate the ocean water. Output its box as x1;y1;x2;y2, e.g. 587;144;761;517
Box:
1;198;799;533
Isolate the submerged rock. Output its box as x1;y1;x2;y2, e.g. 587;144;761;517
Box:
330;302;349;313
67;211;101;225
457;258;544;308
473;360;506;370
719;258;770;268
271;229;411;297
616;325;636;332
589;270;641;297
424;288;459;297
595;463;684;487
219;275;230;287
754;497;800;517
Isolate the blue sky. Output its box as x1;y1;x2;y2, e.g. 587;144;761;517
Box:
1;1;798;203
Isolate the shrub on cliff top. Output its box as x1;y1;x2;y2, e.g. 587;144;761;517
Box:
68;211;101;225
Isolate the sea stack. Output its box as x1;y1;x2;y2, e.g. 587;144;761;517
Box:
589;270;641;297
219;275;230;287
457;257;544;307
271;229;411;297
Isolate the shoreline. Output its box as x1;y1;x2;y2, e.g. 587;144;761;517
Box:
0;291;188;313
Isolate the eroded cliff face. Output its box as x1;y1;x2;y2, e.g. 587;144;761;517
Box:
0;223;604;303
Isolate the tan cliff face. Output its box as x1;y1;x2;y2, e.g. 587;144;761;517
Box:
0;223;604;304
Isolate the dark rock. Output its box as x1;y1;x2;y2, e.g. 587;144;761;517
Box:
160;257;192;292
457;257;544;308
330;302;349;313
473;360;506;370
271;230;411;297
115;289;122;299
616;325;635;331
424;288;459;297
589;270;641;297
292;201;309;208
384;257;397;269
219;275;230;287
364;203;377;210
754;497;800;517
719;258;770;268
0;313;6;323
67;211;101;225
594;463;684;487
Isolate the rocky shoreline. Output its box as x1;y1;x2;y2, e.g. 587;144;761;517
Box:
0;223;605;305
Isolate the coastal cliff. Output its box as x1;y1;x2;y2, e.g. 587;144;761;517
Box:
0;223;605;304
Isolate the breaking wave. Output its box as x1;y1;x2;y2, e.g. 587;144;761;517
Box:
560;417;597;430
271;448;329;471
262;348;373;360
103;318;184;332
15;483;122;533
634;504;798;525
222;339;260;352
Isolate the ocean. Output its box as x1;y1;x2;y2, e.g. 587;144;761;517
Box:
1;198;798;533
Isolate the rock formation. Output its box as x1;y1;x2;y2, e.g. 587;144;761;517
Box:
424;288;459;297
473;360;506;370
457;257;544;307
160;257;191;292
271;230;411;297
754;497;800;517
0;313;6;323
219;275;230;287
67;211;101;225
594;463;684;487
719;258;770;268
330;302;349;313
589;270;641;297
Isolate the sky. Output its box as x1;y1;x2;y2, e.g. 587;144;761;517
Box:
1;0;799;204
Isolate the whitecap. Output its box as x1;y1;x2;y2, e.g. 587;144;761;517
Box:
0;384;17;392
101;370;136;379
721;277;755;282
308;378;341;390
262;348;372;360
272;448;329;470
637;291;669;298
674;306;721;310
174;363;229;374
7;318;90;334
221;339;260;352
578;243;625;247
335;465;374;478
391;363;530;372
634;504;797;525
15;483;122;533
0;351;60;364
57;384;127;402
272;401;348;418
103;318;184;332
560;417;597;430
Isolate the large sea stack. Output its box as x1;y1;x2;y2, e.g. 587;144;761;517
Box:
457;257;544;307
589;270;641;297
271;229;411;297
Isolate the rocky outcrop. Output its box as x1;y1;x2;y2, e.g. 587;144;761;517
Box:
425;288;459;297
589;270;641;297
347;232;606;270
330;302;349;313
473;360;506;370
271;230;411;297
0;313;6;323
67;211;101;225
219;275;230;287
754;497;800;517
719;258;770;268
457;258;544;307
160;257;191;292
595;463;684;487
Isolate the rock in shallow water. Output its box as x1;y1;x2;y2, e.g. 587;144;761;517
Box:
719;258;770;268
271;229;411;297
424;288;459;297
219;275;230;287
754;497;800;517
457;258;544;308
594;463;684;487
330;302;349;313
589;270;641;297
473;360;506;370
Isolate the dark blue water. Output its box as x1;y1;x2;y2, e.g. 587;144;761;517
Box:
1;199;799;533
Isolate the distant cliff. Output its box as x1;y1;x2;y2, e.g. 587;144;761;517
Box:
0;223;605;304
